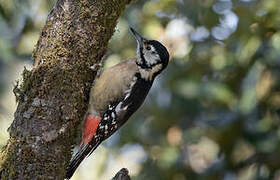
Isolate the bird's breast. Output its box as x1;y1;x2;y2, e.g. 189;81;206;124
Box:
88;58;139;115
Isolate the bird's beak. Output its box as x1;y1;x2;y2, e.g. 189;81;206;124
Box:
130;27;146;47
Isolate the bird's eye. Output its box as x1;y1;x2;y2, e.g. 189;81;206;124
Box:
146;46;151;51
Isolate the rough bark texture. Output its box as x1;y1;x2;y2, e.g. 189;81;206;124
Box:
0;0;132;179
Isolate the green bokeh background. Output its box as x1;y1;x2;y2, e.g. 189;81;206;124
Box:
1;0;280;179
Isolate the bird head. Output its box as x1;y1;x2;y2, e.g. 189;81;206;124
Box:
130;27;169;77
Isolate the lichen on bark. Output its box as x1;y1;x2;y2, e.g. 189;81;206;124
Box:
0;0;132;179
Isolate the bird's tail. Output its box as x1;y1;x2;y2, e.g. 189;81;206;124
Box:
65;141;101;179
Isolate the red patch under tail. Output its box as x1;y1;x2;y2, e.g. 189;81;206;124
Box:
81;114;101;145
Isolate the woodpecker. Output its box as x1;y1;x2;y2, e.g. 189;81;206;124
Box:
65;27;169;179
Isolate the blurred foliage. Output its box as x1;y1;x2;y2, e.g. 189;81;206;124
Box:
1;0;280;179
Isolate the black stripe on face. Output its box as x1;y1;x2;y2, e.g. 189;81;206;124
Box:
136;54;162;71
137;46;152;69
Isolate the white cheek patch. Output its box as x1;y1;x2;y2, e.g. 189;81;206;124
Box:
144;54;158;66
144;46;160;66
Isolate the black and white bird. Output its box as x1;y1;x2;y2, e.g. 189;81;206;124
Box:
65;27;169;179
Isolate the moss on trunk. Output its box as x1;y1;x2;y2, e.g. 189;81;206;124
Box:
0;0;132;179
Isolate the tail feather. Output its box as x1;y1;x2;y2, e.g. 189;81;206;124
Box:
65;141;101;179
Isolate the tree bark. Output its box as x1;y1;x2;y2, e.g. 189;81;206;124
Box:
0;0;132;179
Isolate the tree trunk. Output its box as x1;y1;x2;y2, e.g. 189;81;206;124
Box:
0;0;132;179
